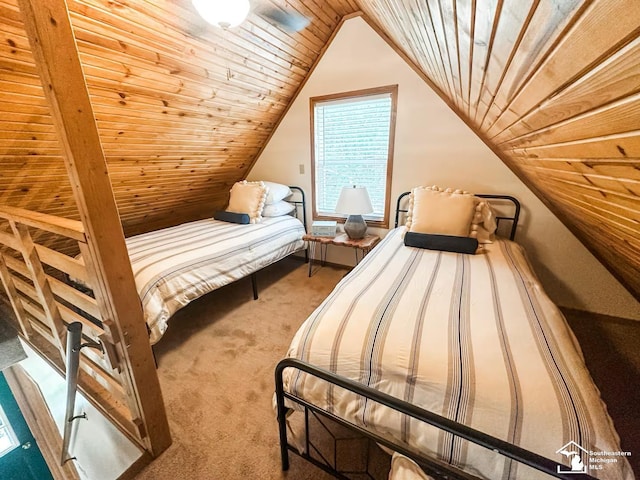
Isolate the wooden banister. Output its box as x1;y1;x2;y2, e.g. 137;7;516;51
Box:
0;203;161;454
0;205;85;241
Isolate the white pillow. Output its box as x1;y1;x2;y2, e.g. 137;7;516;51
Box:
262;181;292;205
406;185;476;237
262;200;295;217
389;452;435;480
226;180;267;224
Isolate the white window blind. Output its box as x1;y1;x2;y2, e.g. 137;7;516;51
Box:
313;92;393;220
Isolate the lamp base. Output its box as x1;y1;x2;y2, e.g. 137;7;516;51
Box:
343;214;367;239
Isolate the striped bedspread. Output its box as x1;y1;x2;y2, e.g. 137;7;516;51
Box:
125;215;305;344
283;227;634;480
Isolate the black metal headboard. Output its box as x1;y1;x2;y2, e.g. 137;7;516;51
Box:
394;191;521;241
288;186;307;232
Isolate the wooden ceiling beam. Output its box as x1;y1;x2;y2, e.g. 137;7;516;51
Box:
16;0;171;456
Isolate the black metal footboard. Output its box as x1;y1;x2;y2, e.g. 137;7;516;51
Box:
275;358;598;480
289;185;309;263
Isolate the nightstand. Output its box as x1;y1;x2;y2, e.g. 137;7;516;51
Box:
303;233;381;277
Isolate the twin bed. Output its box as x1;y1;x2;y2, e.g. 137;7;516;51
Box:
129;210;306;344
275;191;634;480
73;184;307;344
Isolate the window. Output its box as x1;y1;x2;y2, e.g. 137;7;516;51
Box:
311;85;398;227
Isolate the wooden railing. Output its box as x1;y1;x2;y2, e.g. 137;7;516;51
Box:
0;205;149;450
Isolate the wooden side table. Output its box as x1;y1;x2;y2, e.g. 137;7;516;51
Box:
303;233;381;277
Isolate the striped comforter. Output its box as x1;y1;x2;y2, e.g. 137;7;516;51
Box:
125;215;305;344
283;227;633;480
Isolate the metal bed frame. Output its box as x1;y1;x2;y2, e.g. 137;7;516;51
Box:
394;191;521;241
275;192;598;480
66;185;308;316
249;186;308;299
288;185;308;232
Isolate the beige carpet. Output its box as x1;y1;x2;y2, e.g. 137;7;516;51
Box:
564;309;640;476
135;257;349;480
0;314;27;371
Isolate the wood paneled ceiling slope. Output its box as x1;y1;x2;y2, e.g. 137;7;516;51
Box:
0;0;360;233
357;0;640;301
1;0;639;301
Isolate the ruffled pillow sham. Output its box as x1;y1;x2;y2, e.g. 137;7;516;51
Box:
404;185;500;249
226;180;267;224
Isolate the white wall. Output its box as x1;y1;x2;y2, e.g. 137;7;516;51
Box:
18;343;143;480
249;15;640;320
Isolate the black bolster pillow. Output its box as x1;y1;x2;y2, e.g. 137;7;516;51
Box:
213;211;250;224
404;232;478;254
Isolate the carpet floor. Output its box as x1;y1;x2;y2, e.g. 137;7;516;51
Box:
0;314;26;371
564;309;640;476
132;257;639;480
135;257;347;480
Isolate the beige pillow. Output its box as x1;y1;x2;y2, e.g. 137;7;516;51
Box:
469;199;498;243
406;185;475;237
226;180;267;224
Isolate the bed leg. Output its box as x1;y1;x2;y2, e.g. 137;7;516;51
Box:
275;362;290;471
152;347;158;369
251;272;258;300
277;409;290;471
304;247;309;263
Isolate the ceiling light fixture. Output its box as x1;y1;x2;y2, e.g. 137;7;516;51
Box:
191;0;250;29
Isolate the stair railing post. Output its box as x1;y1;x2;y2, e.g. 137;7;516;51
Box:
60;322;102;466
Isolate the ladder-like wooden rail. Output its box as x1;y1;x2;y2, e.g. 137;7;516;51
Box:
0;205;154;452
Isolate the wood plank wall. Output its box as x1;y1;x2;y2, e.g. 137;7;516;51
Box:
1;2;73;218
358;0;640;300
0;0;359;237
1;0;639;300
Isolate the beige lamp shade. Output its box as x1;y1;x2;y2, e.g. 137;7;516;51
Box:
335;186;374;215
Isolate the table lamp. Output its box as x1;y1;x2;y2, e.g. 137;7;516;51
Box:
335;186;374;239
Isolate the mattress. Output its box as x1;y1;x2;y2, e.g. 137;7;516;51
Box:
282;227;634;479
125;215;305;344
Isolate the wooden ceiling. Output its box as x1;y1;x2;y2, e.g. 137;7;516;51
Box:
1;0;639;300
356;0;640;300
0;0;359;232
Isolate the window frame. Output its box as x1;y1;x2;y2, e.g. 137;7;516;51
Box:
310;85;398;228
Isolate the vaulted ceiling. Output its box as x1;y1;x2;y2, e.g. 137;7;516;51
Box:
1;0;639;299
